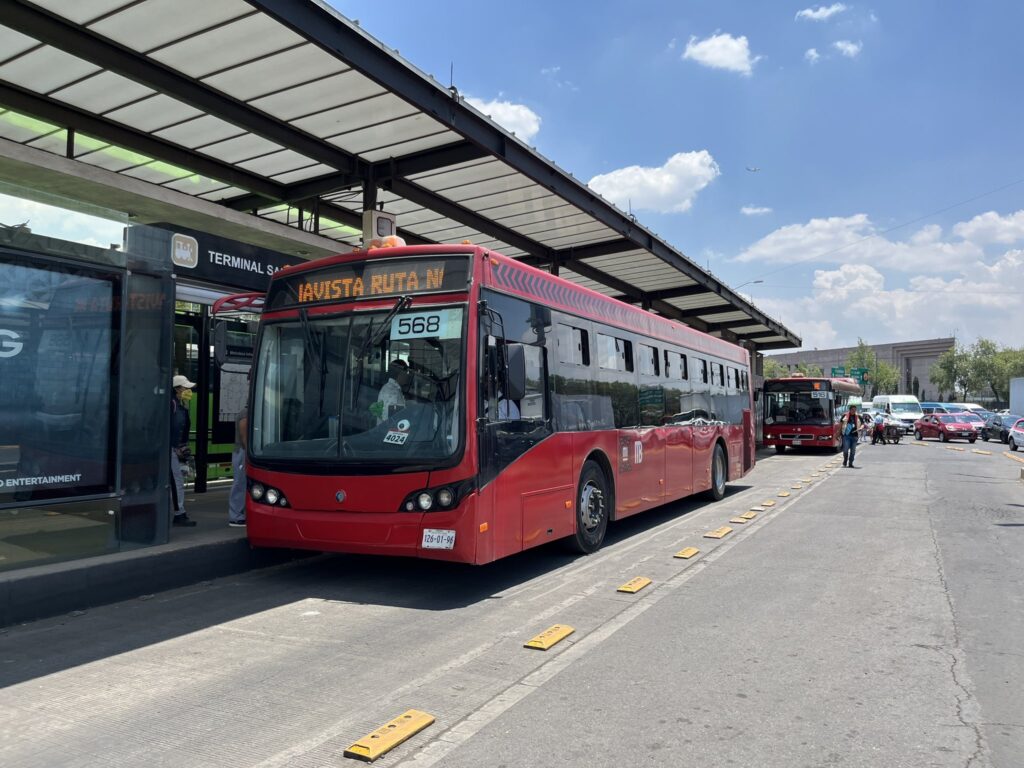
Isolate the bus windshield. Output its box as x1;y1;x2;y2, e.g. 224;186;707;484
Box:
888;401;921;414
251;305;464;465
763;381;833;425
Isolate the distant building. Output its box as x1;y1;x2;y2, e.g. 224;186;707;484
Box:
766;338;955;400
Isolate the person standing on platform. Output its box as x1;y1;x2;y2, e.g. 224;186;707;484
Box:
228;405;248;528
170;374;197;526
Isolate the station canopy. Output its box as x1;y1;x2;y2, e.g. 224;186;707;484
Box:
0;0;799;349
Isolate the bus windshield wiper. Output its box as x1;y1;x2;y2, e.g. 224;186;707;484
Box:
359;295;411;359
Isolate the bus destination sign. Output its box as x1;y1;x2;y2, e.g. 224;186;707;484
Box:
268;255;471;310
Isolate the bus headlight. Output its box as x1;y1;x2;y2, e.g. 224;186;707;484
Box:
436;488;454;507
250;483;265;501
265;488;280;505
417;492;434;511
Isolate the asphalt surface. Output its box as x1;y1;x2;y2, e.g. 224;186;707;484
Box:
1;440;1021;768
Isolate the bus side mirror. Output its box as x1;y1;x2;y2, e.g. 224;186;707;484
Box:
505;343;527;401
213;320;255;368
214;322;229;368
753;389;761;402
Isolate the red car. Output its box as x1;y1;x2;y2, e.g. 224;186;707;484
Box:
913;414;977;443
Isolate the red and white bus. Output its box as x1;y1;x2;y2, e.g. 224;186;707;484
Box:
218;244;756;564
761;374;862;453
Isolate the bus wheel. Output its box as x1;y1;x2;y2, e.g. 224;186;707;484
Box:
774;444;786;454
707;444;727;501
570;461;609;554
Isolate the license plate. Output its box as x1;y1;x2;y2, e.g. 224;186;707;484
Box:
791;440;802;446
421;529;456;550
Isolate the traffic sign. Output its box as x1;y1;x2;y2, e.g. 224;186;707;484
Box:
831;367;846;376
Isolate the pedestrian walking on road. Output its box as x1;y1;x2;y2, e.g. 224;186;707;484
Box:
228;405;248;528
840;404;859;468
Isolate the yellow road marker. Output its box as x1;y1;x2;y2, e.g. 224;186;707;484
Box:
811;473;821;477
729;517;748;524
674;546;700;559
790;484;803;490
911;441;928;446
777;491;790;497
617;576;652;593
971;449;992;455
801;477;813;483
761;500;776;507
704;526;733;539
945;446;965;452
344;710;435;762
748;506;765;512
740;511;757;520
524;624;575;650
1004;451;1024;464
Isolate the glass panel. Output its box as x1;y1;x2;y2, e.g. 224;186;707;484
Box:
252;306;465;466
0;254;119;506
0;498;120;573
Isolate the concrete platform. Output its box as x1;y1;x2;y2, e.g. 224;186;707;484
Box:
0;483;312;627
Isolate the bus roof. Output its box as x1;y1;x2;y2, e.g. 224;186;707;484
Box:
764;374;862;396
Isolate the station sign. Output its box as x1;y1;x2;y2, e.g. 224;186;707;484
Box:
831;366;846;376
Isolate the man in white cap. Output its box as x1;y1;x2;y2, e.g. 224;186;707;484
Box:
170;374;197;526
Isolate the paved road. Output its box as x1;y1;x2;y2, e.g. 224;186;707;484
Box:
1;441;1021;767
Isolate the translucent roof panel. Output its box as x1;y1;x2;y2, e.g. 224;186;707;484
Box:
328;113;447;154
153;114;244;149
359;133;458;163
270;163;340;185
25;129;68;156
248;70;381;122
0;26;42;61
148;14;304;80
103;94;204;133
0;110;62;143
163;175;232;197
237;149;329;177
202;43;348;102
0;46;100;94
197;134;287;165
88;0;253;53
50;70;155;114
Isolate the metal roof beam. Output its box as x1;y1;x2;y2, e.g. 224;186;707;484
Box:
608;284;708;303
0;81;286;201
385;177;554;260
552;238;636;263
5;0;367;176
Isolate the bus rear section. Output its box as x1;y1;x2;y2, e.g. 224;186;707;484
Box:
762;375;862;452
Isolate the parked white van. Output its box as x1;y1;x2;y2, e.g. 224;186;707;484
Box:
871;394;923;433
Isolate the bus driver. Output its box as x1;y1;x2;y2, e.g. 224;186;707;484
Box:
373;359;412;423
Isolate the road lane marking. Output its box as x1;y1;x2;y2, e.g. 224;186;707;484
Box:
1003;451;1024;464
761;500;776;506
971;449;992;455
703;526;733;539
740;511;758;520
674;547;700;559
344;710;435;762
729;517;748;524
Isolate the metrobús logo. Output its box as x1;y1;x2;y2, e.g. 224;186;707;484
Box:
171;233;199;269
0;329;24;358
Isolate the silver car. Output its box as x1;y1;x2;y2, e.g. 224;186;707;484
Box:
1009;418;1024;452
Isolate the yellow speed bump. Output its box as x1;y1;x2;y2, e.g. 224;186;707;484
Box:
945;446;965;452
777;491;790;497
674;546;700;559
524;624;575;650
617;576;652;593
801;477;813;483
740;511;758;520
729;517;748;524
1004;451;1024;464
761;500;776;507
971;449;992;455
790;485;803;490
748;505;765;512
704;526;733;539
344;710;435;762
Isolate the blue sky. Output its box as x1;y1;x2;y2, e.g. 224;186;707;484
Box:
6;2;1021;351
332;0;1024;350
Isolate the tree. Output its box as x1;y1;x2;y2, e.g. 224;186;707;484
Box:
931;346;971;401
912;376;920;397
844;338;880;398
763;357;787;379
874;360;899;394
796;361;824;377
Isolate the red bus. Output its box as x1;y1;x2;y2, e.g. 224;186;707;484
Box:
761;374;862;453
218;244;756;563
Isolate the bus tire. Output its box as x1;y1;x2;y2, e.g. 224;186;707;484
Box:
707;443;727;501
570;460;610;554
774;444;786;454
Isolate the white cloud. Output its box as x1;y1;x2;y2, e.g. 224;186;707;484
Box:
0;193;123;249
741;205;773;216
734;213;982;272
795;4;848;21
952;210;1024;244
683;33;761;76
804;48;821;64
833;40;863;58
738;210;1024;349
588;151;720;214
465;97;541;141
540;66;578;91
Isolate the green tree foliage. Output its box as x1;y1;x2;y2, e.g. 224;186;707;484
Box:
873;360;899;395
763;357;787;379
796;361;824;377
965;339;1024;404
844;339;881;398
930;346;971;401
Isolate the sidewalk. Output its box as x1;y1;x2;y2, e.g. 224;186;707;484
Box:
0;484;312;627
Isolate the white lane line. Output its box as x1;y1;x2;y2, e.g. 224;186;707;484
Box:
399;476;830;767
